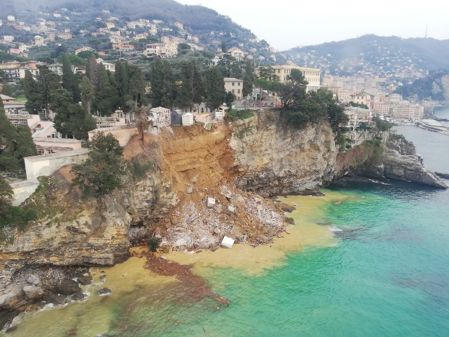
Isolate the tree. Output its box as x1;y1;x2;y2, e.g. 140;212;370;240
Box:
192;62;203;104
86;54;99;89
128;64;146;107
150;58;175;108
205;67;225;111
94;64;118;116
22;70;36;98
71;133;126;197
80;76;95;115
175;61;195;110
225;92;236;109
52;88;96;139
221;41;228;53
243;60;254;98
0;108;37;173
26;65;61;115
1;82;13;97
0;175;13;215
115;60;130;110
62;54;80;103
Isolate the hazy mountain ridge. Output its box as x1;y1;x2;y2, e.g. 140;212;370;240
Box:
283;35;449;78
4;0;254;37
394;70;449;102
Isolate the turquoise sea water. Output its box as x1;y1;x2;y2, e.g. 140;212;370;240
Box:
4;126;449;337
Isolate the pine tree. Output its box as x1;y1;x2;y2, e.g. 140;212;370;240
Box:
205;67;225;111
243;60;254;98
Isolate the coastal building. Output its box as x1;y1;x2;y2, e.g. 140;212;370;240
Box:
267;65;321;91
390;102;423;119
344;107;373;128
224;77;243;99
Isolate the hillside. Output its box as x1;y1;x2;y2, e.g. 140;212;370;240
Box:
3;0;256;46
395;70;449;102
283;35;449;79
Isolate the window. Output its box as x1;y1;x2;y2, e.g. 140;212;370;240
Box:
238;82;241;86
232;82;235;86
232;89;235;93
238;89;241;93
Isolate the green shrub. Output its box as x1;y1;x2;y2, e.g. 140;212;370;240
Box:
130;158;153;180
226;110;254;120
148;238;161;252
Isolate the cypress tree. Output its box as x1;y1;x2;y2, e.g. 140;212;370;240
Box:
95;64;116;116
128;64;146;107
150;58;174;108
205;67;225;111
80;76;95;115
86;54;99;89
243;60;254;98
62;54;80;102
175;61;194;111
192;61;203;104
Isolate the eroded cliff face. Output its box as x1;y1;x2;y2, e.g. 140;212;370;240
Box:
0;113;446;328
230;112;338;196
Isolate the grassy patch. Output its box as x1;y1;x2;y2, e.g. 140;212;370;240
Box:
226;110;254;120
236;126;255;139
130;158;154;180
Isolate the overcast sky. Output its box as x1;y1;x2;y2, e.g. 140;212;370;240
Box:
178;0;449;50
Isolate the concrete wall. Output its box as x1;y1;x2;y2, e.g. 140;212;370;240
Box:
34;138;83;151
24;149;89;181
88;127;137;147
11;180;40;206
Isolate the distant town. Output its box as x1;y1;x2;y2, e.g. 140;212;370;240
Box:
1;5;446;206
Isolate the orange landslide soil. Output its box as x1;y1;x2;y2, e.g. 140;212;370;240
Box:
142;251;230;306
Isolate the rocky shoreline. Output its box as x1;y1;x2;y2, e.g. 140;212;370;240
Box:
1;112;446;331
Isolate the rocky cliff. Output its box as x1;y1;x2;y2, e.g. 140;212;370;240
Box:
357;134;447;188
0;112;445;329
230;112;337;196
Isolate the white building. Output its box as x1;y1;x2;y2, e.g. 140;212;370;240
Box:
150;107;171;128
182;113;194;126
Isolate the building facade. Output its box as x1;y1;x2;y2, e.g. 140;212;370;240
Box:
267;65;321;91
224;78;243;99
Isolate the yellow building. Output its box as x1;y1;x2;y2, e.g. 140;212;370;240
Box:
224;78;243;99
265;65;321;91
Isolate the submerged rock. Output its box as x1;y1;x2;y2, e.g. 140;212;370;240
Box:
97;288;112;296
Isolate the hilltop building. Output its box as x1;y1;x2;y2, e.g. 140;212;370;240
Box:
265;65;321;91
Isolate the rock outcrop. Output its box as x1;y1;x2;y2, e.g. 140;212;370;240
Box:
359;135;447;188
230;112;337;196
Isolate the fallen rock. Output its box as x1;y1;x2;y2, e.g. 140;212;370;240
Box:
97;288;112;296
77;275;92;286
26;274;40;286
22;285;44;299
